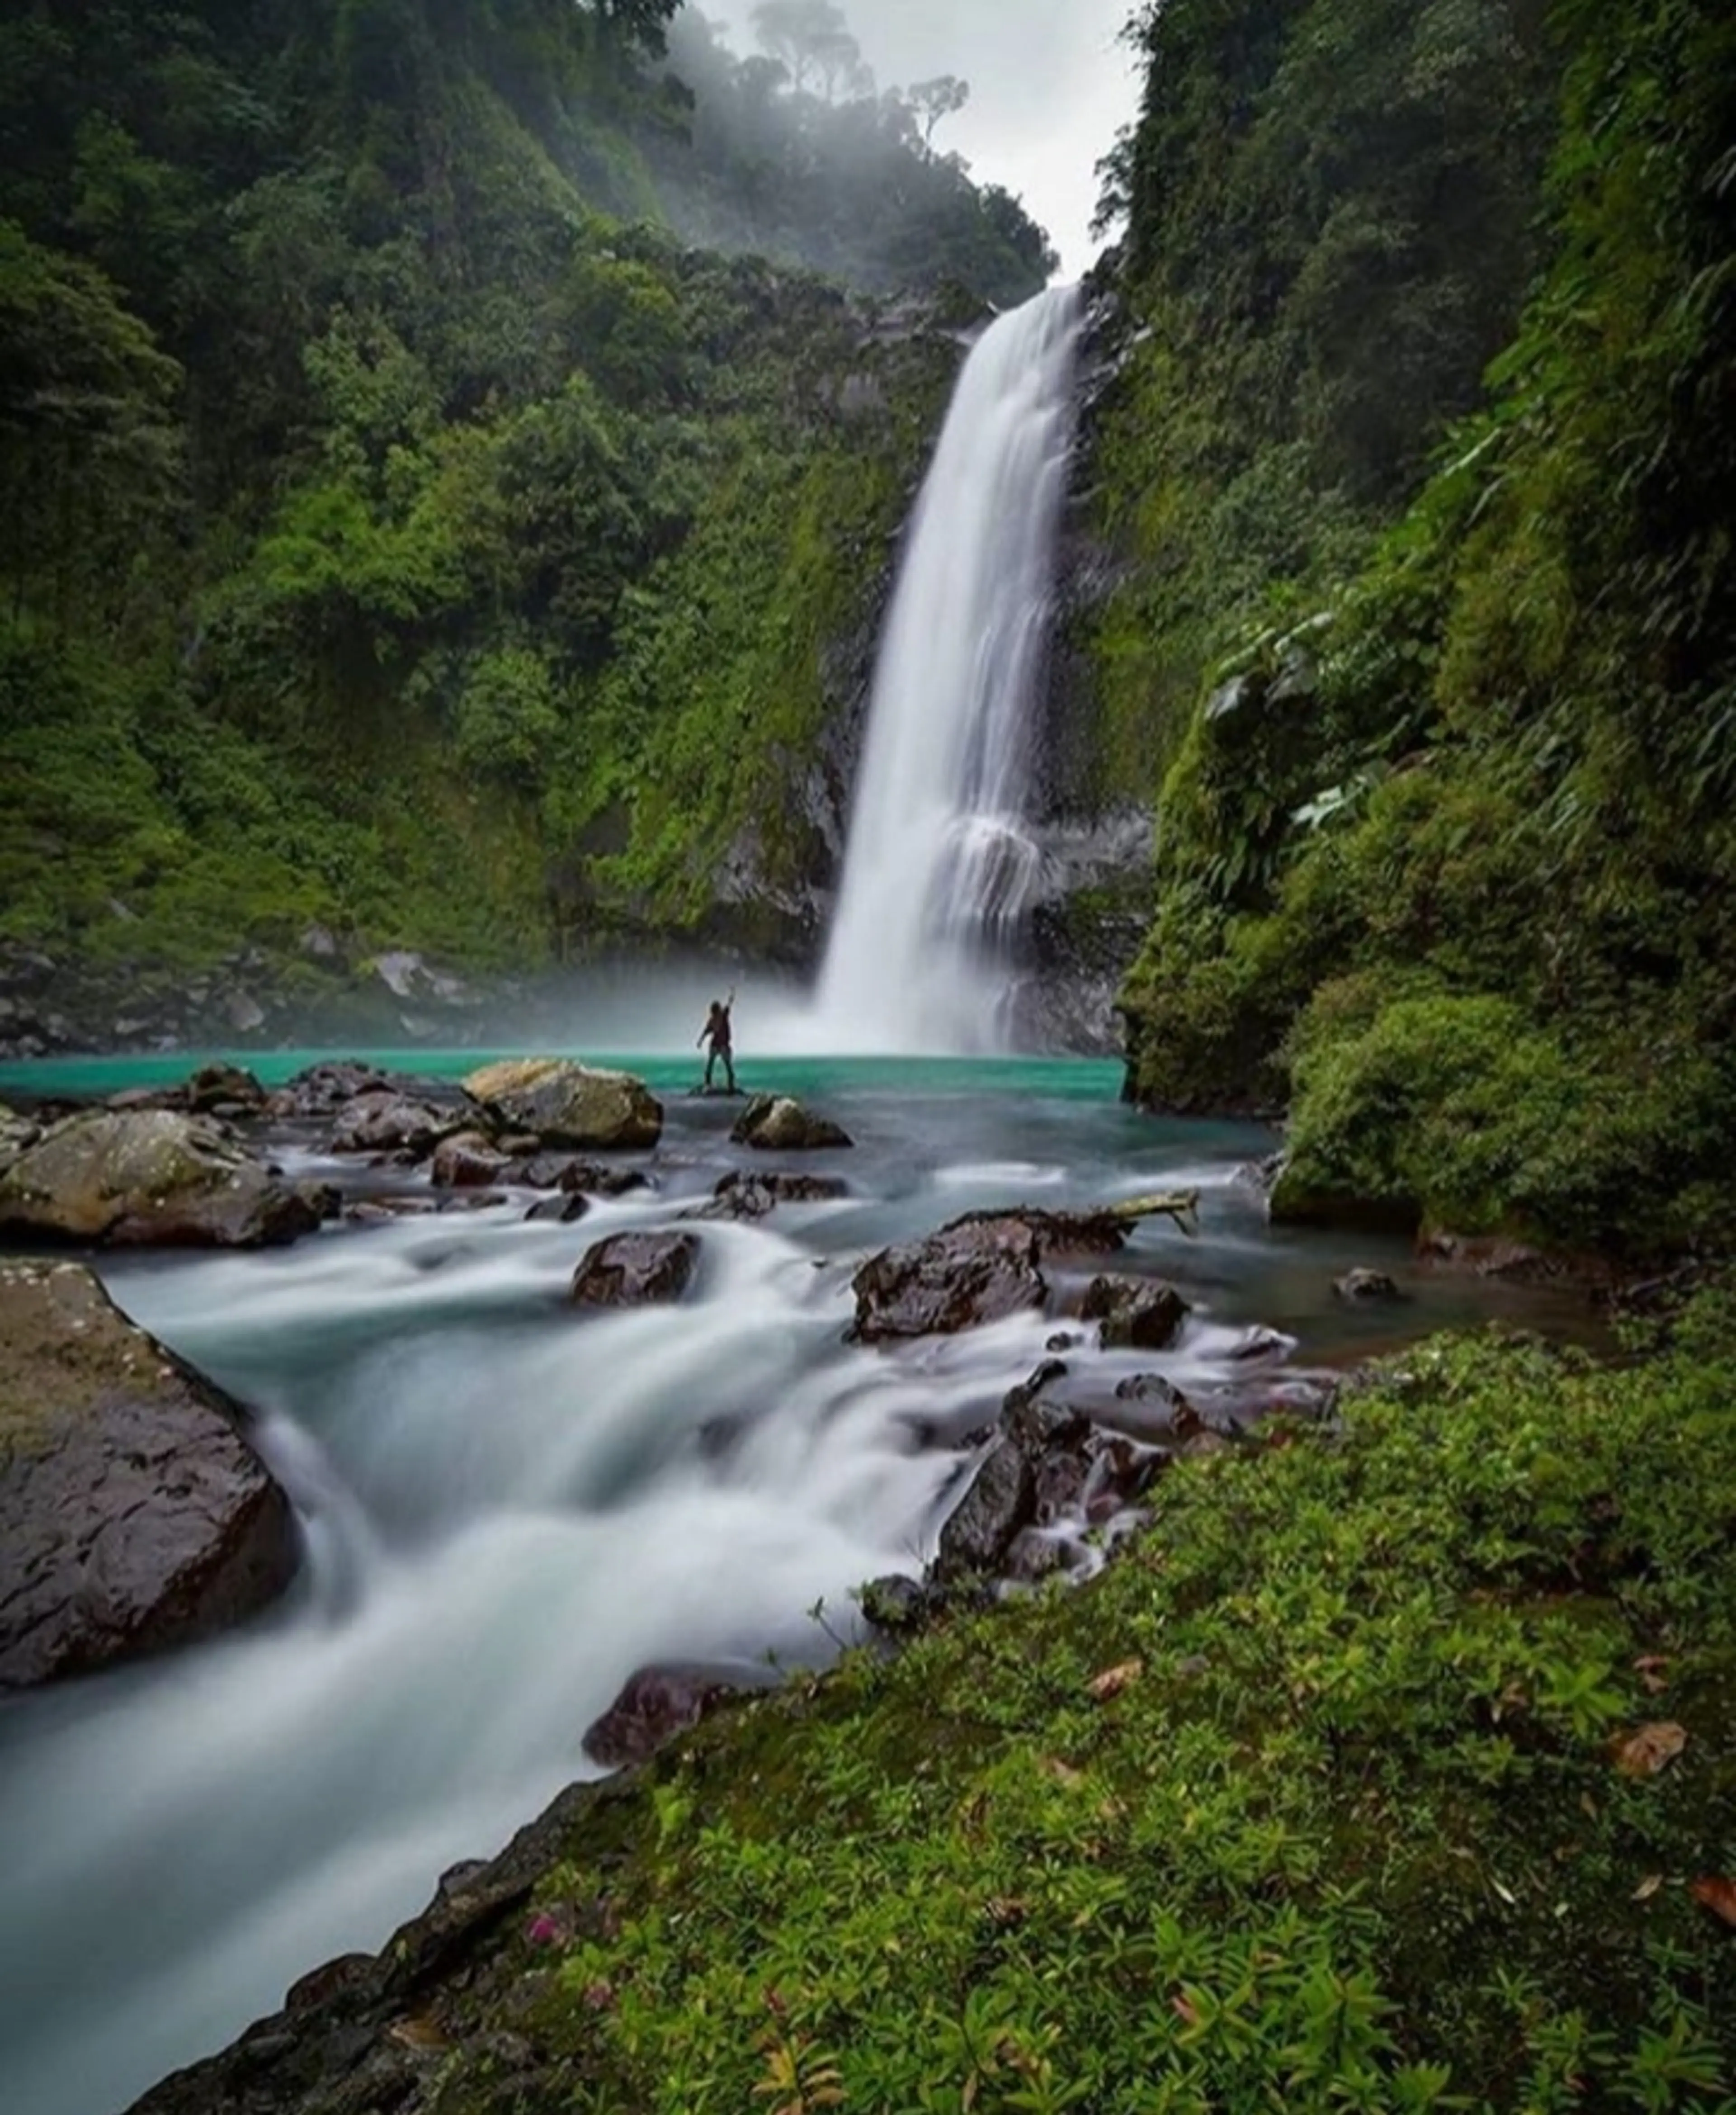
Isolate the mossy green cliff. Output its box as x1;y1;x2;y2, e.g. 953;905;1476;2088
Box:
1092;0;1736;1261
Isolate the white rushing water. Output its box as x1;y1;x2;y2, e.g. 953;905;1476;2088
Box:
816;285;1084;1053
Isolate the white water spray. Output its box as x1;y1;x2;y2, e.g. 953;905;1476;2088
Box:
816;285;1084;1053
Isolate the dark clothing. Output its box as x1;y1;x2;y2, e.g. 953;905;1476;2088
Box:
700;1002;736;1093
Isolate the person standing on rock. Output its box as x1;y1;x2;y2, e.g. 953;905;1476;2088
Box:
698;989;737;1094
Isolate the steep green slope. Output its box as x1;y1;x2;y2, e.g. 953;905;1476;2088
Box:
1100;0;1736;1257
0;0;1040;1035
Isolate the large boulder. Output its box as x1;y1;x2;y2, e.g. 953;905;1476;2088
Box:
465;1059;663;1151
570;1232;701;1310
0;1109;326;1249
849;1209;1128;1344
0;1261;298;1691
730;1095;853;1152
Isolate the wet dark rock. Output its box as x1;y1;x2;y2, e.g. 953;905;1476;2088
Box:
0;1261;297;1691
125;1770;642;2115
1046;1331;1081;1353
1004;1528;1069;1585
850;1215;1043;1341
525;1193;591;1226
1090;1433;1171;1515
1033;1448;1087;1525
1000;1361;1088;1457
570;1232;701;1310
935;1438;1036;1580
851;1209;1134;1344
0;1101;40;1167
506;1153;571;1190
271;1061;391;1120
731;1094;854;1152
1081;1274;1190;1350
345;1197;439;1226
582;1663;753;1770
329;1091;463;1158
430;1131;509;1188
691;1169;850;1223
859;1574;931;1635
185;1063;265;1117
1334;1268;1404;1304
558;1161;652;1199
1112;1372;1203;1441
1416;1233;1569;1283
464;1059;663;1151
1114;1370;1193;1414
1227;1325;1293;1362
0;1109;326;1249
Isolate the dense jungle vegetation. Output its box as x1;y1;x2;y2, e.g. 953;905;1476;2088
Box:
0;0;1050;1004
1102;0;1736;1260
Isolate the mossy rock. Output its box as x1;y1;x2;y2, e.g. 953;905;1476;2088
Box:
0;1109;325;1249
463;1059;663;1150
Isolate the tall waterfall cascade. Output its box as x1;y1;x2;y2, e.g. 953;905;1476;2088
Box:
816;284;1084;1052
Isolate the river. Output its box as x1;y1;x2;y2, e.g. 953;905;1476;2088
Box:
0;1050;1602;2115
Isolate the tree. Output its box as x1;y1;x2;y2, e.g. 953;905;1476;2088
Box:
750;0;849;98
0;219;183;632
909;74;969;148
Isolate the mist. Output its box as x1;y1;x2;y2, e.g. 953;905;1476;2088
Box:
696;0;1141;278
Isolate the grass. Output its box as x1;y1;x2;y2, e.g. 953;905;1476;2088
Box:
381;1290;1736;2113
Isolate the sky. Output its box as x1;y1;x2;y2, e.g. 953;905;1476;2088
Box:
699;0;1144;280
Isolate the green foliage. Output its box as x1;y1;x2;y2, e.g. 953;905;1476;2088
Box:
1113;0;1736;1257
400;1311;1736;2110
0;0;996;987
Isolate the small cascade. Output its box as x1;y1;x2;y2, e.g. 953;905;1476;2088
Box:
815;284;1084;1052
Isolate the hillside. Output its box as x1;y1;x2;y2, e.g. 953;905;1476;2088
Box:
0;0;1050;1050
1092;0;1736;1260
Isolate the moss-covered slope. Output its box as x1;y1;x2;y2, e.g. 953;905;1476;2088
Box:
1095;0;1736;1258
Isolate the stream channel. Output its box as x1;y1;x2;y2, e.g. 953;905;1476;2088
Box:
0;1051;1596;2115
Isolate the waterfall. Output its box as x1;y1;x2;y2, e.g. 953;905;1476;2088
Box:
815;284;1084;1053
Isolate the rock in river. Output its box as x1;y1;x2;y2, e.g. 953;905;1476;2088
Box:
731;1094;854;1152
0;1261;298;1691
465;1058;663;1150
570;1232;701;1310
0;1108;326;1249
849;1209;1130;1343
328;1090;463;1158
430;1131;510;1188
1080;1273;1191;1350
850;1213;1048;1341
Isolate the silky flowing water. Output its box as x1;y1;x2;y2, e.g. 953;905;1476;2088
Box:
816;287;1083;1051
0;1051;1604;2115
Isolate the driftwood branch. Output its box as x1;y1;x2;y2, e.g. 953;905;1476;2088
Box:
1104;1190;1201;1235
